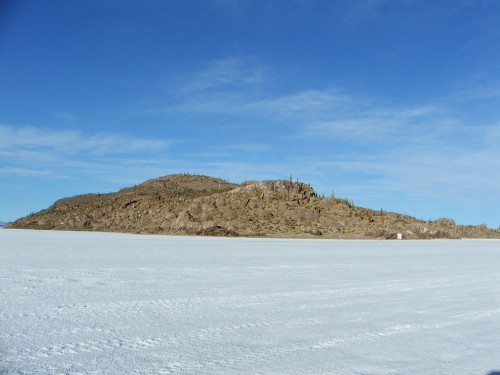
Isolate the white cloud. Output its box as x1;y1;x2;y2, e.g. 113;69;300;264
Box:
53;111;78;121
225;143;272;153
246;90;358;117
344;0;393;23
300;105;445;145
341;0;483;26
482;123;500;145
142;57;268;116
182;57;265;94
0;166;57;177
0;124;169;178
451;86;500;101
0;125;167;155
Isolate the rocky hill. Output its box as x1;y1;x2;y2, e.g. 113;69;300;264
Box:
6;174;500;239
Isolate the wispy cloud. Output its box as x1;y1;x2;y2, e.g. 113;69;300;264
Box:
53;111;79;121
0;124;169;178
448;85;500;102
245;89;359;119
301;105;443;144
0;125;167;156
341;0;486;26
0;166;58;177
140;57;267;115
182;57;266;94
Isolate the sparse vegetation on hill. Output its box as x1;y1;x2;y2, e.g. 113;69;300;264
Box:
6;174;500;239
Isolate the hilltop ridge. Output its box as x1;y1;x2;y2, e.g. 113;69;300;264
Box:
6;174;500;239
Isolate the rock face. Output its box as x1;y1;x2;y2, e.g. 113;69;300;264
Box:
6;174;500;239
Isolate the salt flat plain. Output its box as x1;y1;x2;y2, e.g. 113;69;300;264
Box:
1;229;499;374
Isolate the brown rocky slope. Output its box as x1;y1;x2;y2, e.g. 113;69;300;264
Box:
6;174;500;239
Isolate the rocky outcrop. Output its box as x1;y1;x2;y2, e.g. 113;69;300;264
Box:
6;174;500;239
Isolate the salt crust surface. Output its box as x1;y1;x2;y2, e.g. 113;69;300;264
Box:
1;229;499;374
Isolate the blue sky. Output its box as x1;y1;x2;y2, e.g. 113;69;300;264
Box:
1;0;499;228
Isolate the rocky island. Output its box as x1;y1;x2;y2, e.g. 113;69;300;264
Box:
6;174;500;239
